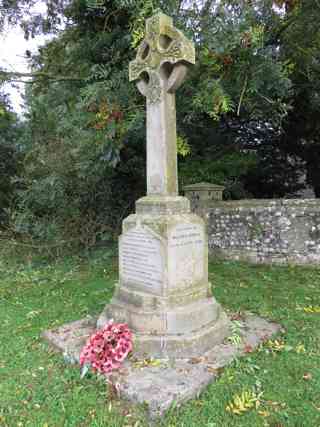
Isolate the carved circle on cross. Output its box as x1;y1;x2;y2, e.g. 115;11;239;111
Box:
129;12;195;104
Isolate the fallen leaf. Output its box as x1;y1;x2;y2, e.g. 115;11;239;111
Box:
303;372;312;381
265;400;281;406
226;389;262;415
133;358;162;368
258;410;270;417
230;312;245;321
189;357;205;364
303;305;320;313
207;366;219;374
244;344;253;353
296;344;306;354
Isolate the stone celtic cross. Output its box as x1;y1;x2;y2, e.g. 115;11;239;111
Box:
129;12;195;196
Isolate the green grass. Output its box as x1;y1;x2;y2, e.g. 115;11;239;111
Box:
1;248;320;427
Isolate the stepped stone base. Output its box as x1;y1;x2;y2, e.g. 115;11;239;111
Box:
98;296;230;358
42;313;281;420
97;195;231;358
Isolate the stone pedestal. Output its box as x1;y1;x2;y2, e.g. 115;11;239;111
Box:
184;182;225;202
98;196;230;358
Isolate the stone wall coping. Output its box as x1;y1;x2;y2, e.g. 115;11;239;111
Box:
184;182;225;191
206;198;319;209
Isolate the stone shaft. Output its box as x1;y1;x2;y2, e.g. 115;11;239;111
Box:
147;91;178;195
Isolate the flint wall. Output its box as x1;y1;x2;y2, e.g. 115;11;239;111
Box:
191;199;320;265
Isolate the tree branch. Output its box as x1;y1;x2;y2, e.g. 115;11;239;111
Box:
0;71;85;83
266;15;298;46
3;79;35;84
177;0;184;14
201;0;215;17
237;74;248;116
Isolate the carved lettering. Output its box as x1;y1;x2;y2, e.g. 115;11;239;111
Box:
168;223;205;286
120;227;163;291
169;224;203;248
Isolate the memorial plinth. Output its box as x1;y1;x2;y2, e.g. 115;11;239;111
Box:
98;196;230;358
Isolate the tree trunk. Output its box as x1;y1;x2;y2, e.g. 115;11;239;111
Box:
313;186;320;198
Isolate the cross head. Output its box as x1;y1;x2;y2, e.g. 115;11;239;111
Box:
129;12;195;103
129;12;195;196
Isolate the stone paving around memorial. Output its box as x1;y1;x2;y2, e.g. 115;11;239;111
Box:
43;313;280;420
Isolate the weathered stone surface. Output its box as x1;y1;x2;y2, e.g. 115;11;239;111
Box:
43;313;281;420
187;196;320;265
41;317;97;363
136;195;190;215
184;182;225;207
98;209;230;358
129;12;195;99
129;12;195;196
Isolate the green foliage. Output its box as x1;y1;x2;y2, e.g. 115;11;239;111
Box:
2;0;319;246
86;0;106;9
0;93;23;228
177;135;191;157
187;1;292;126
180;152;257;199
278;1;320;196
130;0;155;48
227;320;245;346
244;141;304;198
7;0;148;245
226;388;262;415
193;78;235;121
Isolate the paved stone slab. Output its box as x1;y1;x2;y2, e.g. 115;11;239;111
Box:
42;313;281;420
42;316;97;364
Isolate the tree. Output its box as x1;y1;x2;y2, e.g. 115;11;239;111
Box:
1;0;311;247
5;0;148;244
0;91;22;228
277;0;320;196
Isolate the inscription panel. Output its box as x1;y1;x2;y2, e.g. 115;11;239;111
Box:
168;223;205;288
120;227;164;293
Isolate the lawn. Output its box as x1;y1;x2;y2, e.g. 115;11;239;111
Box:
0;246;320;427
